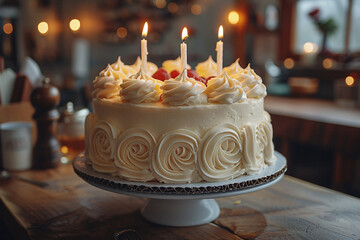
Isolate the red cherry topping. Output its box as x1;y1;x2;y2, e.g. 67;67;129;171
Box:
194;76;207;86
187;69;198;78
170;70;180;78
152;68;170;81
206;76;216;81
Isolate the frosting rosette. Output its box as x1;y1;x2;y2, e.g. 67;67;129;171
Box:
92;64;122;99
89;120;117;173
258;112;276;165
206;70;246;104
198;124;245;182
111;56;137;77
224;58;243;77
161;69;207;106
114;128;156;181
162;57;191;73
151;130;200;183
232;64;266;99
120;68;163;103
242;123;266;174
84;113;96;159
195;55;217;78
131;56;158;75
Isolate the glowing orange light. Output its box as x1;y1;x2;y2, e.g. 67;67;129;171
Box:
61;146;69;154
218;25;223;39
284;58;295;69
322;58;333;69
155;0;166;9
116;27;127;38
182;27;188;41
38;21;49;34
191;4;202;15
228;11;240;24
3;23;13;35
142;22;148;38
345;76;355;86
168;2;178;13
303;42;317;53
69;19;80;32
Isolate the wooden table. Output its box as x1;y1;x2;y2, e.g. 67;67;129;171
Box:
0;163;359;240
265;96;360;196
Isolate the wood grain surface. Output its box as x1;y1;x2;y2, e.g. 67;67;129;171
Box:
0;164;359;240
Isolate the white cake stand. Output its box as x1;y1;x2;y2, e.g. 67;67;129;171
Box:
73;152;287;227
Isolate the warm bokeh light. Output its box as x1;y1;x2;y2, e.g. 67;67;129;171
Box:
3;23;13;35
168;2;178;13
191;4;202;15
228;11;240;24
38;21;49;34
116;27;127;38
142;22;148;38
345;76;355;86
284;58;295;69
303;42;317;53
182;27;188;41
69;19;80;32
61;146;69;154
218;25;223;39
155;0;166;9
322;58;334;69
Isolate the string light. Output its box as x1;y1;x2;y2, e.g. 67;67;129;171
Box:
38;21;49;34
117;27;127;38
69;19;81;32
322;58;333;69
345;76;355;86
228;11;240;24
191;4;202;15
3;23;13;35
168;2;178;13
284;58;295;69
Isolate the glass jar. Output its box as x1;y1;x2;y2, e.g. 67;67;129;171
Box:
58;102;89;163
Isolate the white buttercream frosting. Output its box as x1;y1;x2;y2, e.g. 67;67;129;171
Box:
224;58;243;76
195;55;217;78
232;64;267;99
111;56;137;77
84;113;96;159
131;56;158;75
92;64;122;99
120;68;163;103
206;70;246;104
114;128;156;181
89;120;117;173
151;130;200;183
161;69;207;106
198;124;245;182
162;57;191;73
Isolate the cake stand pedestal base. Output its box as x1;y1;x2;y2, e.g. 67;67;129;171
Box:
73;152;287;227
141;198;220;227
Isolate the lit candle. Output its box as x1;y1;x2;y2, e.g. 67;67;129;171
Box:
216;25;223;75
181;27;188;72
141;22;148;73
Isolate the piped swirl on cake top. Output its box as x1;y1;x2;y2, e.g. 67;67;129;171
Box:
92;56;267;105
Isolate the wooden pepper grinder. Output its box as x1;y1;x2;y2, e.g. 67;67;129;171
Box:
30;78;61;169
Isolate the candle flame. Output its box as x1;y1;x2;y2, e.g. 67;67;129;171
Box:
182;27;188;41
142;22;148;38
218;25;223;39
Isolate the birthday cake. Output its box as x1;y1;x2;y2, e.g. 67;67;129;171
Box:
84;55;276;183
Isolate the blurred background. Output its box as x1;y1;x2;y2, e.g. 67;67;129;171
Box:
0;0;360;196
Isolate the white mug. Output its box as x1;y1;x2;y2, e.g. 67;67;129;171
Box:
0;121;33;171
